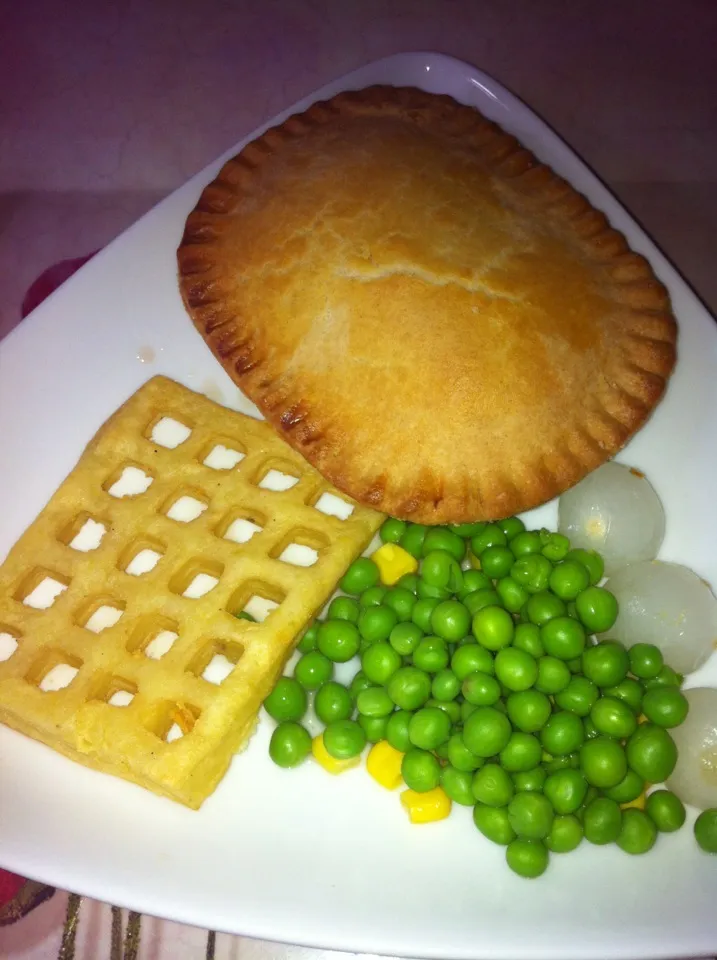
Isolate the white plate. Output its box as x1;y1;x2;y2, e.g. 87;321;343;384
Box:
1;52;716;960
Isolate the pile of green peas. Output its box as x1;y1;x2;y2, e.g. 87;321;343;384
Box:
263;514;715;876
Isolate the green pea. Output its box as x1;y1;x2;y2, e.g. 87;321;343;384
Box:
565;548;604;585
694;809;717;853
626;723;677;782
464;589;504;616
540;531;571;563
582;641;629;688
358;604;398;644
462;671;501;707
445;733;481;772
500;732;542;773
314;681;353;724
416;579;451;602
317;620;361;663
509;624;542;660
583;797;623;845
645;789;686;832
512;766;547;793
379;517;407;544
431;668;461;702
422;527;466;562
524;591;566;626
583;715;599;740
498;516;526;540
458;570;492;599
349;670;374;701
441;764;475;805
340;557;379;595
398;523;427;559
473;802;516;845
294;651;333;689
540;711;584;756
421;550;463;591
408;706;451;750
540;617;586;661
617;808;657;855
495;576;529;613
628;642;664;680
472;762;514;806
402;748;441;792
645;665;684;690
548;560;590;601
356;686;394;718
431;599;471;642
269;721;312;767
359;585;387;607
544;768;588;815
545;814;583;853
396;572;420;594
505;838;549;878
542;752;580;775
508;791;554;840
383;587;416;623
509;530;543;558
264;676;308;722
323;719;366;759
411;597;440;633
463;707;512;758
413;635;449;673
389;622;423;657
359;714;389;743
480;546;514;580
461;700;478;722
641;685;689;728
535;656;571;695
451;643;495;680
359;643;400;686
327;596;361;623
472;606;514;651
297;622;319;653
575;586;618;633
470;524;507;556
385;709;412;752
387;666;432;711
603;769;646;804
512;554;553;594
507;690;552;734
603;678;644;714
555;676;599;717
590;696;637;739
494;647;538;692
579;736;627;789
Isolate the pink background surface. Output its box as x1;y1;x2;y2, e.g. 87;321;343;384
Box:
1;0;715;956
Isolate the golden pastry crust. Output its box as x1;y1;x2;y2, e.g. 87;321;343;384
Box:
177;86;677;523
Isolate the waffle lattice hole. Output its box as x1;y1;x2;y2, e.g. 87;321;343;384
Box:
91;674;138;707
15;568;70;609
148;702;200;743
27;650;83;691
75;596;125;634
187;639;244;685
161;487;209;523
170;558;224;599
227;578;286;622
58;512;107;552
118;536;166;576
145;415;193;449
127;615;179;659
216;507;265;544
0;625;20;662
103;463;155;499
270;527;330;567
254;460;301;491
199;437;246;470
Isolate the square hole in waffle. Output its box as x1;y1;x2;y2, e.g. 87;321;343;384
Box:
0;376;383;808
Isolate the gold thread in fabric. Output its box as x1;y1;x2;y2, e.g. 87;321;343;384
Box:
123;910;142;960
57;893;82;960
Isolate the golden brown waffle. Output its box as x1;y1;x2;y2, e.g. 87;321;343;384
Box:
0;376;383;808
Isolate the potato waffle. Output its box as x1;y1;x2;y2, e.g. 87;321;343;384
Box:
0;376;383;808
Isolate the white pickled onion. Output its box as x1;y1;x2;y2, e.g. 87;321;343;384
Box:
602;561;717;675
667;687;717;809
558;462;664;574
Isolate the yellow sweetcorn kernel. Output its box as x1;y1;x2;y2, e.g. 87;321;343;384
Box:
372;543;418;586
621;789;648;811
400;787;452;824
312;734;361;775
367;740;404;790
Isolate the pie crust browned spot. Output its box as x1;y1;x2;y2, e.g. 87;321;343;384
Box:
177;86;677;523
